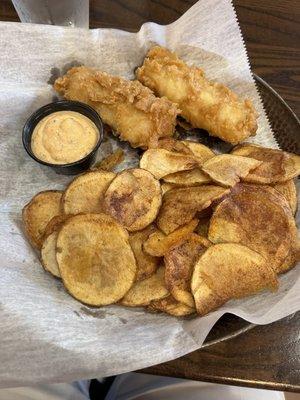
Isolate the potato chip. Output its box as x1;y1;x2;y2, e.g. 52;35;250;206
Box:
161;182;177;195
181;140;215;164
277;235;300;274
43;214;70;238
41;231;61;278
148;295;195;317
273;180;297;215
22;190;63;249
231;144;300;184
62;170;115;215
164;233;210;307
129;225;160;281
158;138;193;155
140;148;198;179
202;154;262;187
121;266;168;307
209;183;298;270
56;213;136;306
157;185;229;234
163;168;210;186
104;168;161;231
191;243;278;315
93;149;124;171
41;215;70;278
143;219;198;257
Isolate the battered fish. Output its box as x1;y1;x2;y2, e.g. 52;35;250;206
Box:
136;46;258;144
54;66;179;148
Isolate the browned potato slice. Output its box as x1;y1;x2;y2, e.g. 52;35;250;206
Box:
231;144;300;184
278;235;300;274
62;170;115;214
202;154;262;187
22;190;63;249
157;185;229;234
209;183;298;271
120;266;168;307
104;168;161;231
56;213;136;306
148;295;195;317
41;231;61;278
140;148;198;179
163;168;211;186
41;215;70;278
129;225;160;281
43;215;70;238
161;182;177;195
143;219;198;257
182;140;215;164
93;149;124;171
158;138;193;155
273;180;297;215
165;233;210;307
191;243;278;315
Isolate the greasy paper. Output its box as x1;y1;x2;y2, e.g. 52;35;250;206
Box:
0;0;298;388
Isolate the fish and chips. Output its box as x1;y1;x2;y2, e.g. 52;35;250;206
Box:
21;46;300;317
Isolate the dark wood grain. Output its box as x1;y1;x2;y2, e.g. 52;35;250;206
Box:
140;312;300;392
1;0;299;392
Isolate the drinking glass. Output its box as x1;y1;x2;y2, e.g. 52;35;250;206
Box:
12;0;89;28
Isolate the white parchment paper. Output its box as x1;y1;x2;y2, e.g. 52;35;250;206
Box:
0;0;299;388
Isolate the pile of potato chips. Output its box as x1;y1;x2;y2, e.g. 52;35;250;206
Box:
22;139;300;317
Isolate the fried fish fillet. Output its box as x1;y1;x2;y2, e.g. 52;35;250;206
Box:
54;66;179;148
136;46;258;144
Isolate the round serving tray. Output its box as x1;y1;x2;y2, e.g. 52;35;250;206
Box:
203;74;300;347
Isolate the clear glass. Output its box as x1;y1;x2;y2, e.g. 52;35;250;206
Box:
11;0;89;28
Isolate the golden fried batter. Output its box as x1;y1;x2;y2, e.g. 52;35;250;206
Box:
137;46;258;144
54;66;179;148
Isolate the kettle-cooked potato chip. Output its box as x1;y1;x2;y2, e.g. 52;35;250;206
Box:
121;266;168;307
143;219;198;257
164;233;210;307
157;138;193;155
92;149;124;171
22;190;63;249
62;170;115;215
181;140;215;164
163;168;211;186
191;243;278;315
56;213;136;306
148;295;195;317
140;148;198;179
273;180;297;215
231;144;300;184
41;215;70;278
104;168;161;231
161;182;177;195
129;225;161;281
41;231;61;278
277;235;300;274
209;183;298;270
43;214;70;238
202;154;262;187
157;185;229;234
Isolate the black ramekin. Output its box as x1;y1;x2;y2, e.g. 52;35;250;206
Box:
22;100;103;175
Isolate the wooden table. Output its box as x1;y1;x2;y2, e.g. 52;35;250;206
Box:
1;0;299;393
